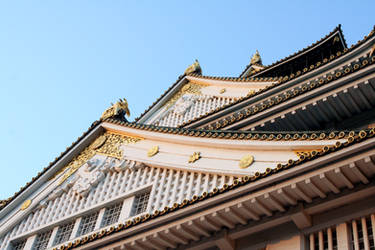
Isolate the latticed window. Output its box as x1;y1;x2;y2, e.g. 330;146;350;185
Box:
101;202;123;227
33;230;53;250
53;221;75;245
77;212;99;236
13;239;27;250
131;192;150;216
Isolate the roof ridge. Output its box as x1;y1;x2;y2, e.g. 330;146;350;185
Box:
239;25;344;77
180;26;375;128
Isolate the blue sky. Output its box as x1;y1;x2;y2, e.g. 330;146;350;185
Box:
0;1;373;199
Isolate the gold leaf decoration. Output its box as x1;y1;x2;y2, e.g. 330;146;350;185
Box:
20;199;31;211
56;132;141;185
164;82;206;109
147;146;159;157
239;155;254;169
188;152;201;163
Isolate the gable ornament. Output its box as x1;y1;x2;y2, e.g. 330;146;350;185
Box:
101;98;130;121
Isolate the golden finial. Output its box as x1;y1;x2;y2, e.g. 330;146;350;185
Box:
250;50;262;65
100;98;130;120
184;59;202;75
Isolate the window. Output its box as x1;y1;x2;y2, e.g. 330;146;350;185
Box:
77;212;99;236
53;221;75;245
101;202;123;227
131;192;150;216
33;230;53;250
13;239;27;250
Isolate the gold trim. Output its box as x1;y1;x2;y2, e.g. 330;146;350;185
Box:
56;132;141;185
20;199;31;210
147;146;159;157
188;152;201;163
239;155;254;169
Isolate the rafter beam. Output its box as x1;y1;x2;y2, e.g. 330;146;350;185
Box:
277;188;297;205
291;183;312;203
264;193;285;212
236;203;260;221
320;173;340;194
187;220;210;237
334;168;354;189
224;207;247;225
305;178;326;198
251;198;272;216
200;216;221;231
164;229;188;245
176;224;200;241
349;163;369;184
212;212;235;229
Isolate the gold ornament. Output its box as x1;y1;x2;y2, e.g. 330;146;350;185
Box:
188;152;201;163
57;132;141;185
239;155;254;169
220;88;226;94
250;50;262;65
20;199;31;210
147;146;159;157
101;98;130;120
164;82;206;109
184;59;202;75
370;45;375;57
90;135;107;150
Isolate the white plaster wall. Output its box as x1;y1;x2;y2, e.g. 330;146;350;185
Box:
0;159;236;249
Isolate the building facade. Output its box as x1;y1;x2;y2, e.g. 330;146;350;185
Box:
1;25;375;250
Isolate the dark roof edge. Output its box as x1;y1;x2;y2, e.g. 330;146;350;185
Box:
239;25;345;78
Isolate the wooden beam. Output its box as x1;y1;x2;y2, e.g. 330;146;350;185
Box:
212;212;235;229
224;207;247;225
264;193;285;212
164;229;188;245
291;183;312;203
236;203;260;221
176;224;200;241
251;198;272;216
291;210;312;229
305;178;327;198
320;173;340;194
334;168;354;189
187;220;210;237
141;237;164;250
349;163;369;184
277;188;297;205
200;216;221;231
153;232;177;248
216;231;235;250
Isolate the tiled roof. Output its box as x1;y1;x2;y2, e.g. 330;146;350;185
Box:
53;128;375;250
179;26;375;128
239;24;347;77
0;117;361;212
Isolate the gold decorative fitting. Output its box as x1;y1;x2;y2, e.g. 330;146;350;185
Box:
147;145;159;157
220;88;226;94
370;45;375;57
164;82;205;109
101;98;130;120
250;50;262;65
57;132;141;185
333;36;340;43
20;199;31;210
239;154;254;169
184;59;202;75
188;152;201;163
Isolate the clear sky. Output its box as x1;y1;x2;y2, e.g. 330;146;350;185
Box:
0;1;373;200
